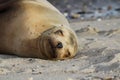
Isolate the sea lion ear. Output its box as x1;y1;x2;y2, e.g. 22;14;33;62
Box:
54;30;63;36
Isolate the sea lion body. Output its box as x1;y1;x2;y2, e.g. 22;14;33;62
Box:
0;0;78;60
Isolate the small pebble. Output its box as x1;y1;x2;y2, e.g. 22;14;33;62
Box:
36;65;39;68
32;72;42;75
28;77;33;80
70;13;80;19
12;64;16;67
72;65;75;67
63;12;68;17
68;78;73;80
97;18;102;21
103;77;113;80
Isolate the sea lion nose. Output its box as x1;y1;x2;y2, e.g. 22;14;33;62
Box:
56;42;63;48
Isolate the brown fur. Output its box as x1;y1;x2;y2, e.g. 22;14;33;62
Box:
0;0;78;60
0;0;16;11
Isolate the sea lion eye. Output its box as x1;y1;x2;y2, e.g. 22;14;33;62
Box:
54;30;63;36
56;42;63;48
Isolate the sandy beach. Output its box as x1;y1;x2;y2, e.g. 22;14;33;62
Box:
0;18;120;80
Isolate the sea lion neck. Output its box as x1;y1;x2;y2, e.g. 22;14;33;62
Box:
37;29;60;59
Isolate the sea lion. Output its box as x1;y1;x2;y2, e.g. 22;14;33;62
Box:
0;0;78;60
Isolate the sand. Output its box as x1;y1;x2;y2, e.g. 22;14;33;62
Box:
0;18;120;80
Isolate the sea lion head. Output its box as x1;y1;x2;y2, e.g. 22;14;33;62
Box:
38;25;78;60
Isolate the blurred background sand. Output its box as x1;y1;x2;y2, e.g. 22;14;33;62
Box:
48;0;120;21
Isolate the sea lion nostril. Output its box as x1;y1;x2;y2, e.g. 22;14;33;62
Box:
56;42;63;48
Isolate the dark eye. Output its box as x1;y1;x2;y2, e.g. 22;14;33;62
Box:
54;30;63;36
56;42;63;48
